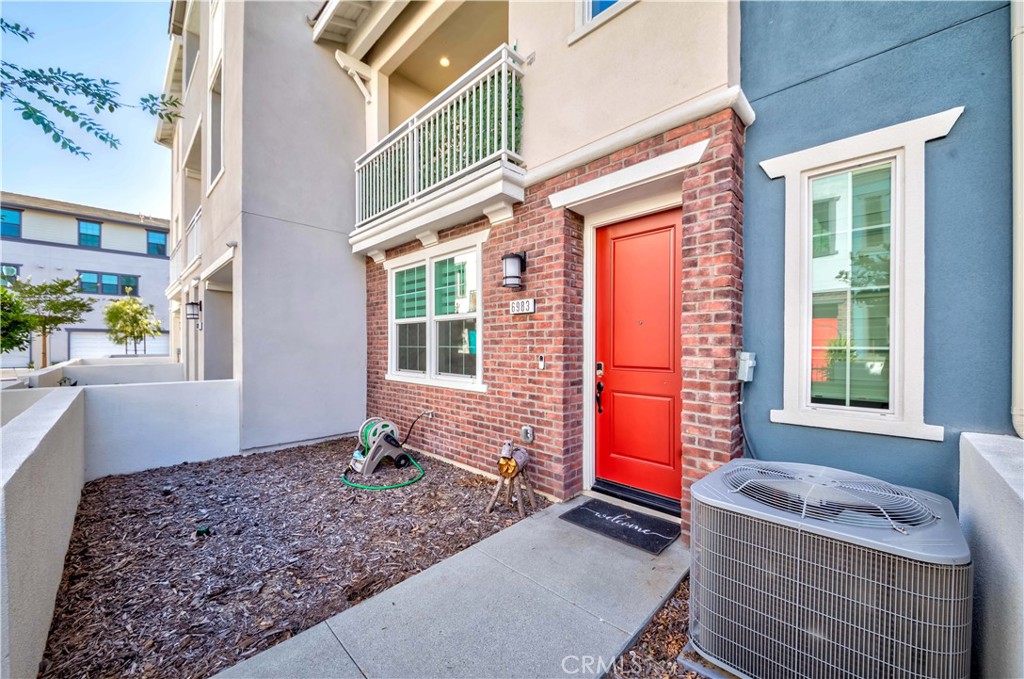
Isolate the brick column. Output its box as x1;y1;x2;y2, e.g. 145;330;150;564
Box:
679;110;746;542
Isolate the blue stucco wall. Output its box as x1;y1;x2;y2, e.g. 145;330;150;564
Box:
740;2;1013;504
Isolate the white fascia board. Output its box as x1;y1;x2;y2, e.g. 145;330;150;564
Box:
311;0;343;43
369;0;463;75
347;0;409;60
760;107;964;179
548;140;709;218
154;35;183;146
383;228;490;271
349;161;524;256
165;280;183;299
198;248;234;281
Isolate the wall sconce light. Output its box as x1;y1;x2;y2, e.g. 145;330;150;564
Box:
502;251;527;289
185;300;202;320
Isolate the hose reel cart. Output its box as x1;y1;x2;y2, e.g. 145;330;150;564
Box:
343;413;431;490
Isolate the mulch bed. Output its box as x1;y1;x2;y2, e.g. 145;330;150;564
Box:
609;578;714;679
39;438;543;679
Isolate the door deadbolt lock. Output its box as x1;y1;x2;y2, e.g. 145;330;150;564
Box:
596;361;604;378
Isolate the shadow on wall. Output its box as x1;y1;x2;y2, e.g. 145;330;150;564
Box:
0;379;241;679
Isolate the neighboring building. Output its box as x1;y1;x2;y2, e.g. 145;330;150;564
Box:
154;0;1020;543
740;2;1016;502
155;0;748;503
0;192;170;367
156;0;367;450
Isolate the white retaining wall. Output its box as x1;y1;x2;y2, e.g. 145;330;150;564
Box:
959;432;1024;679
63;362;184;386
25;363;70;389
0;379;241;679
0;389;85;679
84;380;239;481
0;388;55;427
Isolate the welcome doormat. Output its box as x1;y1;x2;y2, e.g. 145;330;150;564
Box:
559;498;680;555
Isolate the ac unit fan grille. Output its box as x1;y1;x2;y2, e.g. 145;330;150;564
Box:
724;463;939;530
691;502;972;679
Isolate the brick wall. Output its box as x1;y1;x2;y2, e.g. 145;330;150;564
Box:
366;108;745;539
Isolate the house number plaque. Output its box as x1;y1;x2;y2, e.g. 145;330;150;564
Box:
510;298;536;315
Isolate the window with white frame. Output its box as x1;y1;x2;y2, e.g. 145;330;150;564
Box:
385;232;487;390
208;65;223;187
570;0;637;45
208;0;223;75
760;107;963;441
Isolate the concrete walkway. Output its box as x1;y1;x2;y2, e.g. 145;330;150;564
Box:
215;495;690;679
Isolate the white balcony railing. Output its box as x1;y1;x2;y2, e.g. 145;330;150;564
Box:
185;207;201;268
169;243;184;282
355;44;524;227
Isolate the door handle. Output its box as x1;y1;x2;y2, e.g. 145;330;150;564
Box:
596;381;604;414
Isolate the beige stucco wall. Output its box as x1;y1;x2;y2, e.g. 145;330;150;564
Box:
19;211;77;246
509;1;739;172
389;73;434;131
19;210;151;254
99;222;147;253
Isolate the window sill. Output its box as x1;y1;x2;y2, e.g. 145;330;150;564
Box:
385;372;488;394
770;408;944;442
567;0;638;46
206;168;225;197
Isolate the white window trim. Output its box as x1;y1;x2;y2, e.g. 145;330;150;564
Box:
568;0;638;46
182;0;201;99
760;107;964;442
384;229;490;392
206;58;225;196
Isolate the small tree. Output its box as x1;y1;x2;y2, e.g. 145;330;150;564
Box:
1;18;179;158
104;292;162;355
10;277;93;367
1;286;33;354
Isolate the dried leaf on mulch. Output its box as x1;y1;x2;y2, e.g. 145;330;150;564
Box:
38;438;543;679
608;578;712;679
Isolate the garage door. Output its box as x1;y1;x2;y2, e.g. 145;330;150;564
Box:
69;331;170;359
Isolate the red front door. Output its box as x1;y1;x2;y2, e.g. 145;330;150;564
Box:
595;209;682;500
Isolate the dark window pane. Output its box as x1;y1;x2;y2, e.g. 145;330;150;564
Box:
436;319;477;377
121;275;139;296
591;0;617;18
147;231;167;256
1;209;21;237
79;221;101;248
396;322;426;373
80;272;99;293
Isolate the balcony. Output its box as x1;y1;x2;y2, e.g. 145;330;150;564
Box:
350;44;525;261
169;243;184;282
186;207;202;268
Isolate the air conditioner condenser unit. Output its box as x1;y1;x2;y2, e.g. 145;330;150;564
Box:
690;460;972;679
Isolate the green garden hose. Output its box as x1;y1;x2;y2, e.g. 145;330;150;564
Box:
341;456;425;490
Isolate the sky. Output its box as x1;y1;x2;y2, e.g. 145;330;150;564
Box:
1;1;172;219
